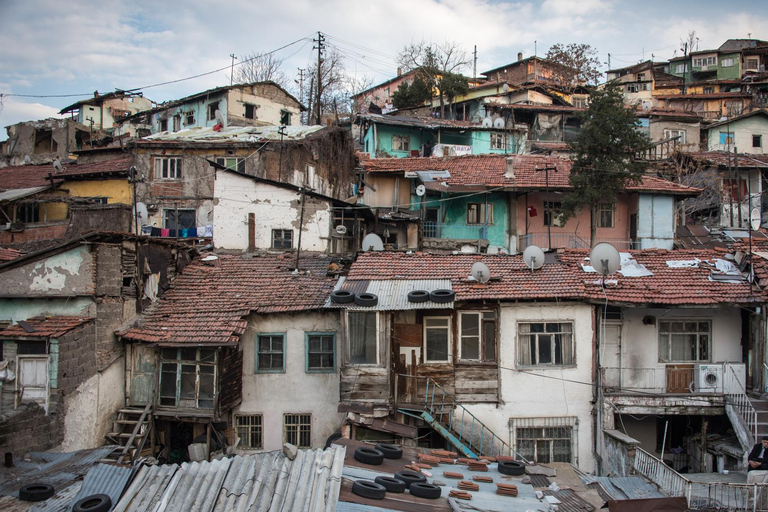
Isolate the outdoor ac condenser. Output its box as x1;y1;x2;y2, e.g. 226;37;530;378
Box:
694;363;724;393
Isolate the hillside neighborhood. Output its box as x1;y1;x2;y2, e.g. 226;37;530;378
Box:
2;31;768;511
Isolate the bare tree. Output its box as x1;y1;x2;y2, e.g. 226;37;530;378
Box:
661;150;721;225
397;39;471;118
234;52;290;88
306;47;349;124
546;43;602;86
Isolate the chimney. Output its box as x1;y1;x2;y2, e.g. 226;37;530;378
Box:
397;67;402;76
504;158;515;179
518;52;523;62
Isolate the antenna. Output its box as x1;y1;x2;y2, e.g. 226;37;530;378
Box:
470;262;491;283
523;245;545;272
361;233;384;251
589;242;621;276
415;184;426;197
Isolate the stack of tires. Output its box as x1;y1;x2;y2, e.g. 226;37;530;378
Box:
351;444;442;500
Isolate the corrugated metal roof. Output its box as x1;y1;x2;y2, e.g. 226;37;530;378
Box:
326;278;454;311
112;463;179;512
0;186;50;202
581;476;665;500
29;482;83;512
71;464;133;511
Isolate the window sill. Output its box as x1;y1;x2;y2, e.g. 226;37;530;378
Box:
516;365;577;370
255;369;286;374
456;360;497;366
306;368;336;374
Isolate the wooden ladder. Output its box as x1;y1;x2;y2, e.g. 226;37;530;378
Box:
101;403;153;464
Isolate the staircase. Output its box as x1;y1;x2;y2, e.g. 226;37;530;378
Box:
101;403;153;464
752;397;768;440
396;376;526;461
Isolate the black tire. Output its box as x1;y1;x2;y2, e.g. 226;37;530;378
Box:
407;290;430;303
324;431;342;449
73;494;112;512
351;480;386;500
375;443;403;460
430;289;455;303
331;290;355;304
354;447;384;465
394;470;427;489
374;476;406;493
409;482;442;499
354;293;378;307
498;460;525;476
19;483;55;502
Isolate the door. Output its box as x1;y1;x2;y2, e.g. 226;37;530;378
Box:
629;214;638;248
424;209;439;238
601;323;621;388
129;345;157;406
17;357;48;404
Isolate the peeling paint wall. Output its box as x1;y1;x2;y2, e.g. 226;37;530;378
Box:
236;311;343;451
0;245;94;297
1;118;99;168
0;297;94;324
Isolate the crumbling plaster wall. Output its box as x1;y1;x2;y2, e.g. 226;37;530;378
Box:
0;245;94;298
1;119;90;168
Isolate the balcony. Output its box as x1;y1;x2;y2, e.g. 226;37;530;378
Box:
423;222;488;240
602;363;745;395
518;233;636;252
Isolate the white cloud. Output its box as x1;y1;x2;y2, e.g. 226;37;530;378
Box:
0;97;63;139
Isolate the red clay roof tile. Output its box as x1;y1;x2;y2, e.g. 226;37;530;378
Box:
0;316;94;338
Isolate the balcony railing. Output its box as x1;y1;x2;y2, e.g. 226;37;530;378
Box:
602;363;745;395
424;222;488;240
519;233;636;252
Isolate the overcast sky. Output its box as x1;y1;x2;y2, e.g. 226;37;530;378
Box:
1;0;767;140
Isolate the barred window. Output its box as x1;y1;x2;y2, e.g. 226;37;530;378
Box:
513;417;577;464
235;414;263;450
284;413;311;448
518;322;574;367
272;229;293;250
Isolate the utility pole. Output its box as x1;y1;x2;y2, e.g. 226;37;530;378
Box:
313;32;325;125
473;45;477;79
278;125;287;182
607;53;611;70
295;185;307;271
535;164;558;249
230;54;237;86
680;42;688;95
296;68;305;124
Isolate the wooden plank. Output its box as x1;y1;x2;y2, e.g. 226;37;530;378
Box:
454;393;499;403
455;380;499;390
394;323;422;347
337;402;374;413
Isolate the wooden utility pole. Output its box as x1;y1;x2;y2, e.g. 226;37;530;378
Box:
313;32;325;125
230;54;237;86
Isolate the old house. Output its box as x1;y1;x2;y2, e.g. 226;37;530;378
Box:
637;109;702;158
59;90;154;137
703;109;768;153
118;253;343;458
0;118;106;168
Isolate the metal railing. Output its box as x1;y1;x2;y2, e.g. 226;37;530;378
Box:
518;233;638;251
633;447;691;500
423;222;488;240
725;363;758;445
602;363;747;395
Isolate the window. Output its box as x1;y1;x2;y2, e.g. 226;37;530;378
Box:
721;58;734;67
703;86;715;94
424;317;451;363
159;348;216;408
173;115;181;132
543;201;564;227
513;417;576;464
256;333;285;372
164;209;196;232
392;134;410;152
517;322;574;367
215;157;246;173
459;311;496;361
467;203;493;224
155;157;182;179
280;110;291;125
637;73;646;82
244;104;256;120
723;179;748;201
235;415;263;450
675;64;688;73
17;203;39;223
284;413;311;448
348;311;377;364
490;132;507;150
208;102;220;121
746;58;759;70
754;135;763;148
720;132;734;146
658;320;711;362
693;56;716;67
306;332;335;372
272;229;293;249
573;97;586;109
626;84;639;93
185;112;195;125
598;203;615;228
664;129;687;144
159;119;168;132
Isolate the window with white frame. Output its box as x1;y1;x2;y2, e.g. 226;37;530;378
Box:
256;333;285;372
598;203;615;228
721;58;734;67
306;332;335;372
348;311;377;364
543;201;564;227
424;317;451;362
694;56;717;67
284;413;311;448
703;86;715;94
658;320;711;362
490;132;507;150
467;203;493;224
664;129;687;144
392;134;410;152
459;311;497;361
159;348;216;408
513;417;577;464
675;63;688;73
155;157;182;179
215;157;246;173
272;229;293;250
517;322;574;367
235;414;263;449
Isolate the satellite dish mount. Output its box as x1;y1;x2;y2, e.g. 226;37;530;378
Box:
470;262;491;283
523;245;545;273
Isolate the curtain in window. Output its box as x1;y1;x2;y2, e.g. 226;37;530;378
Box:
559;323;573;365
518;323;532;365
349;312;376;364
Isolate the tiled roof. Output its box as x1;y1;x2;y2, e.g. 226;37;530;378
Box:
0;316;94;338
0;164;60;191
0;247;23;261
346;249;766;306
57;156;133;178
361;155;700;195
119;254;337;345
683;151;768;168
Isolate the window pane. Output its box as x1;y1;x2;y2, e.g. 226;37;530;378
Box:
349;312;376;364
461;313;480;360
199;373;214;400
538;335;552;364
536;440;551;463
426;324;449;362
483;321;496;361
180;365;196;398
180;348;196;360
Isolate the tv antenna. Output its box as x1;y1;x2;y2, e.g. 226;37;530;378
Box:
470;262;491;283
523;245;545;272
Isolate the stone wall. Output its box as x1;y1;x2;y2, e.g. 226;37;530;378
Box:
0;401;62;460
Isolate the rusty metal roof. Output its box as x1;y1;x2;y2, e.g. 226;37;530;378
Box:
326;278;454;311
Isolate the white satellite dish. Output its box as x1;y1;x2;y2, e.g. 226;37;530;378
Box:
416;184;426;197
493;117;505;129
589;242;621;276
214;110;226;128
471;261;491;283
482;116;493;128
751;207;761;231
52;159;63;172
361;233;384;251
502;83;510;93
523;245;545;270
135;202;149;225
335;225;347;235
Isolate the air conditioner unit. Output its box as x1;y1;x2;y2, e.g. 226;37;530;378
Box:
694;363;723;393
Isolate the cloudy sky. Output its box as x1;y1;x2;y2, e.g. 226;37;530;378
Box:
1;0;767;140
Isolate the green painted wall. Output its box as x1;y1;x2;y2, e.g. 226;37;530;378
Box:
364;123;518;157
718;52;741;80
439;191;508;247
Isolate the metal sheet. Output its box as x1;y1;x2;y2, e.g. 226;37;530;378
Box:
71;464;133;511
0;186;50;203
580;476;664;500
112;463;179;512
326;278;454;311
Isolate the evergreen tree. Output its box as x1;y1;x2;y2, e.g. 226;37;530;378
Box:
391;74;433;110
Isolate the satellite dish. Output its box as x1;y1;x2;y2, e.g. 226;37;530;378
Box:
471;262;491;283
24;155;31;165
751;207;761;231
416;184;426;197
482;116;493;128
361;233;384;251
335;225;347;235
523;245;545;270
214;110;226;128
52;159;63;172
502;83;510;93
493;117;505;129
589;242;621;275
135;202;149;225
642;102;652;112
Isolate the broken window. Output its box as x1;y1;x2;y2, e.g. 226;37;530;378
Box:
271;229;293;249
208;101;220;121
467;203;493;225
34;129;57;155
283;413;311;448
459;311;496;361
598;203;615;228
256;333;285;372
155;157;182;179
280;110;291;125
215;157;245;173
517;322;574;366
392;134;410;152
424;317;451;363
514;417;576;464
158;348;216;409
235;415;263;449
306;332;335;372
244;104;256;120
348;311;377;365
658;321;711;362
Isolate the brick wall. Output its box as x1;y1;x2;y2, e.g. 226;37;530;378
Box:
57;323;97;395
94;298;124;365
0;400;63;460
0;223;68;244
96;245;122;297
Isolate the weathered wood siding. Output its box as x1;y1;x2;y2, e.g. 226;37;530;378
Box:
339;312;390;404
218;348;243;414
127;343;156;406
